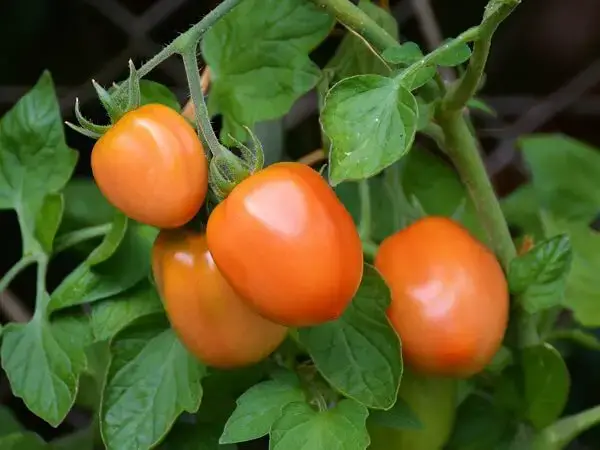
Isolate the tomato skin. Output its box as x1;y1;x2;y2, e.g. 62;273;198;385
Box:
152;229;288;368
374;216;509;377
368;369;457;450
206;162;364;327
92;104;208;228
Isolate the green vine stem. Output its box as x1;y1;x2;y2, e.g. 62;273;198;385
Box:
308;0;401;54
53;223;112;255
533;404;600;450
358;179;372;240
0;256;36;295
180;48;223;159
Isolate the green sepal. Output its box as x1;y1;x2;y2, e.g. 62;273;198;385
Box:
225;126;265;174
208;150;251;202
92;79;124;122
74;98;111;135
125;60;141;112
64;121;102;140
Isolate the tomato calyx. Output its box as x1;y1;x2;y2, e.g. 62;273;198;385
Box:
209;127;265;201
66;60;142;140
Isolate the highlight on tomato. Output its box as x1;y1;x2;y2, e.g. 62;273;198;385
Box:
151;229;288;369
206;162;364;327
374;216;509;377
92;103;208;229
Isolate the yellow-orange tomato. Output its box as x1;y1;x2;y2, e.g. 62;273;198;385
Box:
152;229;288;368
92;104;208;228
206;162;363;327
374;216;509;377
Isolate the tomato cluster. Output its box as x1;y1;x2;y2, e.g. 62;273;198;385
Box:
93;104;508;376
92;105;364;368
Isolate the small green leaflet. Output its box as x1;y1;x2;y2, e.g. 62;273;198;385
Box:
100;315;205;450
220;378;305;444
0;318;87;427
431;39;472;67
321;74;418;185
508;234;572;313
382;42;423;65
270;400;370;450
0;71;77;256
522;343;570;430
298;264;402;409
367;398;422;430
139;80;181;111
202;0;334;144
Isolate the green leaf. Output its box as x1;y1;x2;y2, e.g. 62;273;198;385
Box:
431;39;472;67
161;422;237;450
397;65;437;91
0;432;47;450
91;281;163;341
0;406;24;437
220;378;305;444
202;0;334;144
139;80;181;111
522;343;569;430
49;218;157;312
382;42;423;65
542;214;600;326
0;71;78;255
367;398;422;430
508;234;572;313
34;193;64;255
446;395;517;450
1;318;85;426
101;315;205;450
501;183;544;240
322;75;418;185
61;178;115;231
50;313;93;375
520;134;600;222
327;1;397;80
298;264;402;409
270;400;370;450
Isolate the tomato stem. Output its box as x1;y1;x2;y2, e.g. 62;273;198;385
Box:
0;256;37;296
53;223;112;255
441;1;519;112
181;48;223;159
532;404;600;450
307;0;402;56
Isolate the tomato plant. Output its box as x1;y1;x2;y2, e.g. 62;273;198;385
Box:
152;229;288;368
206;162;364;327
1;0;600;449
375;216;509;377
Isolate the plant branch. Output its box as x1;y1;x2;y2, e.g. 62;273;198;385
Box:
533;404;600;450
0;256;36;295
442;1;519;112
307;0;401;55
436;112;515;269
53;224;112;255
180;48;222;159
358;179;372;240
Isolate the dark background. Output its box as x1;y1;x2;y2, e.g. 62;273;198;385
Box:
1;0;600;447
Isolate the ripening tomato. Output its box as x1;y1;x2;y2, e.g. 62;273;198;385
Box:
206;162;363;327
92;104;208;228
368;369;457;450
374;216;509;377
152;229;288;368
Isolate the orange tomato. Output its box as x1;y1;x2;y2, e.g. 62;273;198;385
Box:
152;229;288;368
374;216;509;377
206;162;363;327
92;104;208;228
